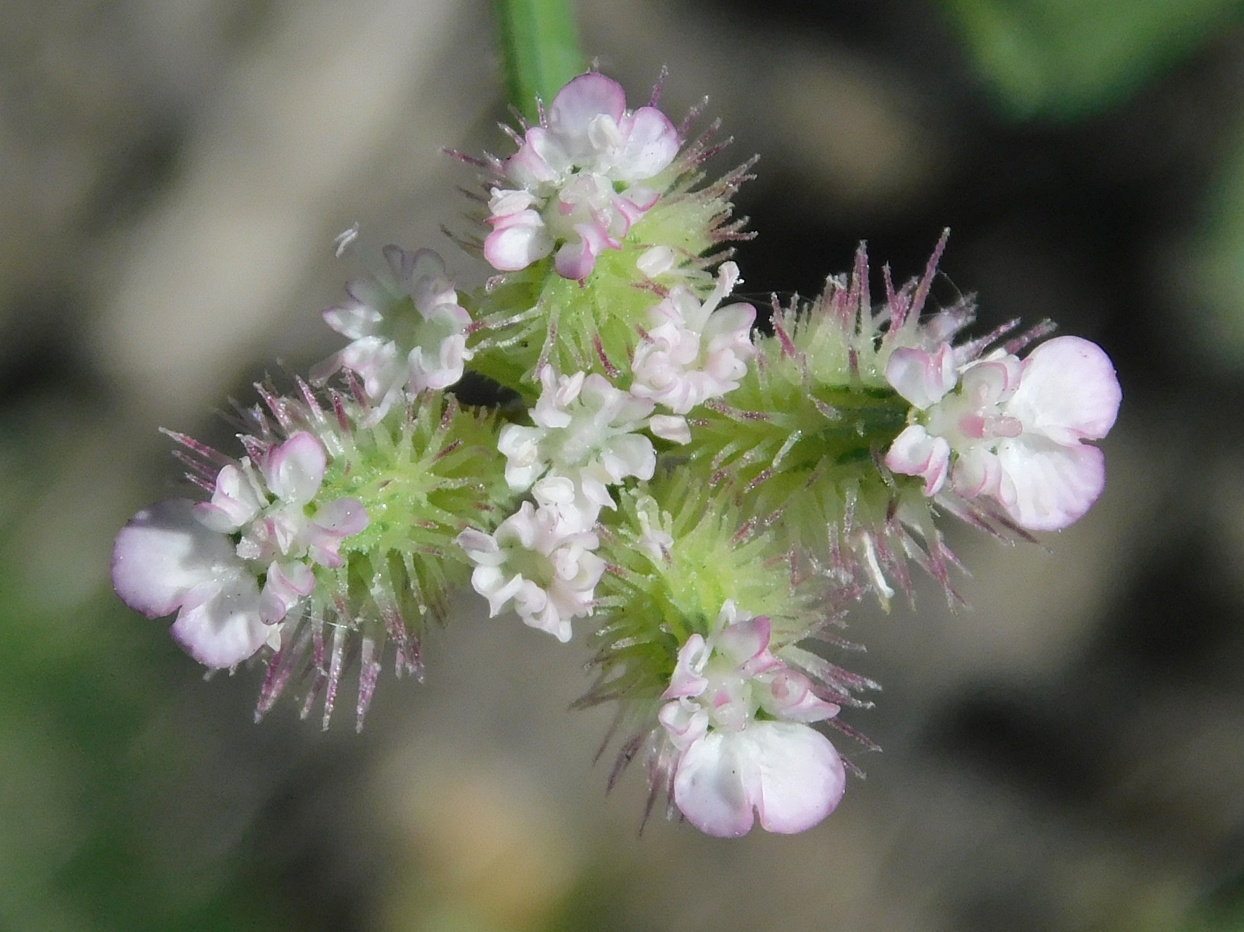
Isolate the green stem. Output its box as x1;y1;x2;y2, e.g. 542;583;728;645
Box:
492;0;586;119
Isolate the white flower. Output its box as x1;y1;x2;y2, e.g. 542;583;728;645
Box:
657;601;846;836
112;499;272;668
458;502;605;642
318;246;473;415
631;261;756;414
484;72;681;279
113;433;368;668
497;367;657;522
884;335;1121;530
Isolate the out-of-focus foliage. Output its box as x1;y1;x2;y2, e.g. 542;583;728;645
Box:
0;575;286;931
942;0;1244;120
1187;120;1244;374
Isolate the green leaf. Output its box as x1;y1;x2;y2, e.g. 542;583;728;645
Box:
942;0;1244;120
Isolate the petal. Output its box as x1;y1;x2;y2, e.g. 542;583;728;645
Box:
673;732;757;837
613;106;681;180
997;438;1106;531
313;497;369;538
457;527;500;562
598;432;656;483
548;73;627;139
659;700;709;751
484;212;553;271
951;446;1003;499
407;249;456;309
264;433;327;505
112;499;238;618
553;230;602;281
743;722;846;834
637;245;676;278
662;634;710;699
716;614;775;672
959;355;1022;407
505;129;564;187
323;300;383;340
1010;336;1121;443
170;572;267;668
649;414;691;444
761;670;840;724
885;425;950;496
201;463;264;530
260;560;315;624
885;344;956;409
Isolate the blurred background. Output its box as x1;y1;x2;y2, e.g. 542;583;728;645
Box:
4;0;1244;928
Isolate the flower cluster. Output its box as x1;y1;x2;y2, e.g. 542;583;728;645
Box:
113;71;1121;833
485;72;681;280
315;246;474;419
113;433;367;669
884;335;1121;530
658;602;846;836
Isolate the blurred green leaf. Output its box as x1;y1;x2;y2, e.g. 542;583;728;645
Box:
942;0;1244;120
1187;120;1244;371
0;579;290;931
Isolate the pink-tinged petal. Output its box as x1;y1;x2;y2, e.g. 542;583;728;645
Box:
489;187;540;217
1011;336;1121;443
554;222;612;280
996;438;1106;531
742;722;846;834
264;433;326;505
609;190;652;229
960;356;1022;407
614;107;681;180
885;425;950;495
201;464;264;530
170;571;266;669
112;499;237;617
659;700;709;752
886;344;956;409
673;731;757;837
762;670;840;724
716;615;775;672
505;128;563;187
303;502;365;567
314;497;369;538
663;634;711;699
484;214;552;271
382;243;416;281
548;73;627;138
260;560;314;624
950;446;1003;499
553;241;593;281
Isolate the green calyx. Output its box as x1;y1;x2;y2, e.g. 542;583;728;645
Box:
467;172;745;397
586;471;818;705
310;393;515;629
